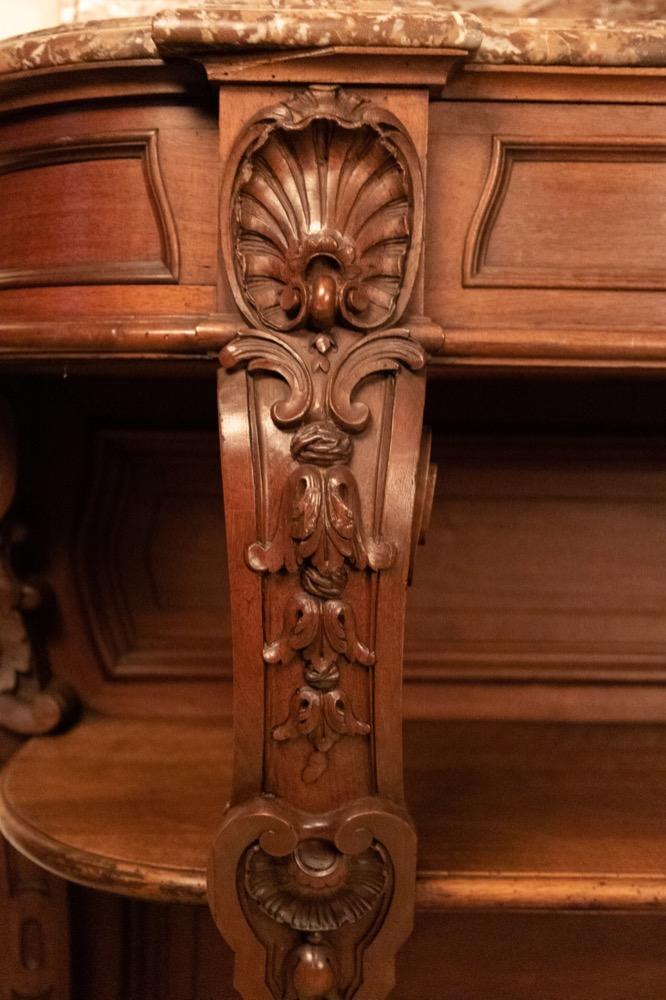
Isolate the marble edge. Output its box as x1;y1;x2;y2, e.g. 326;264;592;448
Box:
0;7;665;78
151;6;484;55
477;16;666;67
0;17;157;77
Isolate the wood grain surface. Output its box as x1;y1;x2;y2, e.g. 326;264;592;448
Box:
4;715;666;913
0;32;665;1000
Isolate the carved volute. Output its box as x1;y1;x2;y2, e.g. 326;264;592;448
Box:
210;84;432;1000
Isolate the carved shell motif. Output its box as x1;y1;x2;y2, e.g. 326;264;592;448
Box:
245;837;387;933
227;89;422;334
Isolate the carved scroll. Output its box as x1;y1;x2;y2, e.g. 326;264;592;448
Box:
210;86;431;1000
0;398;75;735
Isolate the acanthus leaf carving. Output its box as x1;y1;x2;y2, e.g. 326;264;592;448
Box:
273;685;371;784
248;461;394;578
220;328;313;428
328;329;426;432
320;597;374;669
264;591;374;685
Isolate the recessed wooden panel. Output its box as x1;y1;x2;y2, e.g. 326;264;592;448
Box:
426;102;666;337
406;435;666;682
77;431;230;680
464;137;666;290
0;132;179;289
75;428;666;686
70;890;666;1000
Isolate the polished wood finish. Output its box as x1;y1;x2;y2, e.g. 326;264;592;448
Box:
2;717;230;903
0;131;180;290
62;422;666;694
0;99;219;318
202;46;467;87
77;431;231;680
66;893;666;1000
210;82;431;1000
1;18;666;998
464;136;666;292
426;101;666;339
6;715;666;915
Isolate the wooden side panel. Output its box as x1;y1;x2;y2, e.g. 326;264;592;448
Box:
0;101;218;316
0;132;179;288
65;893;666;1000
426;102;666;333
15;375;234;721
77;431;230;680
406;434;666;684
464;137;666;291
11;366;666;721
67;425;666;698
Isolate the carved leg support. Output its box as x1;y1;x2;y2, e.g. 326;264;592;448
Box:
209;85;432;1000
0;836;70;999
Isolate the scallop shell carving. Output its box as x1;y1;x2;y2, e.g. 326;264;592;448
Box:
244;838;388;932
227;92;421;334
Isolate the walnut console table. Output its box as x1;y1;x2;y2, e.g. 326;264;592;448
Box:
1;5;666;998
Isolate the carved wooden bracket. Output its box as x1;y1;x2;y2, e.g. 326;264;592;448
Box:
210;85;432;1000
0;398;76;736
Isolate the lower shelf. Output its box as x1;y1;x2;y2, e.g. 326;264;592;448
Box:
2;715;666;910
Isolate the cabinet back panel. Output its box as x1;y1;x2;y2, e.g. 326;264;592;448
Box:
13;374;666;720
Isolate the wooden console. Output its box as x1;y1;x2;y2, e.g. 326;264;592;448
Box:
0;5;665;997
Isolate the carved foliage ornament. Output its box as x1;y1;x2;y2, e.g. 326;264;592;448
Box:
0;398;74;736
222;326;423;786
213;87;424;1000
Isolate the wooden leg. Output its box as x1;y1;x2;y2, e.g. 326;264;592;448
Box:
0;836;70;999
208;85;434;1000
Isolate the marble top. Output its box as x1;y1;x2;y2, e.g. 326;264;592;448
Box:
0;1;665;76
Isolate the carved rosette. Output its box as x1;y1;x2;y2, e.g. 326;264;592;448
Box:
212;86;426;1000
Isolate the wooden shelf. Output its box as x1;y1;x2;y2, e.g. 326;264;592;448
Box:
2;716;666;911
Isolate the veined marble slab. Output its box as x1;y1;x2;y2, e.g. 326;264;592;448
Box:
0;1;665;76
60;0;666;20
